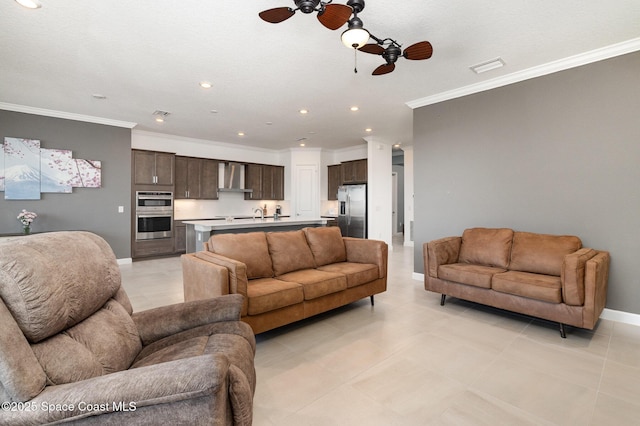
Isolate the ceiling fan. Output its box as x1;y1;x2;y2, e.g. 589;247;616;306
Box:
359;37;434;75
259;0;353;31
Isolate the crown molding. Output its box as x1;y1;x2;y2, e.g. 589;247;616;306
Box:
407;37;640;109
0;102;137;129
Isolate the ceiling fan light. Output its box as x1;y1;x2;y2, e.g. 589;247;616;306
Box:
342;28;370;49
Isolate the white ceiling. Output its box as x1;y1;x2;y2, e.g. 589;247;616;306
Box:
1;1;639;151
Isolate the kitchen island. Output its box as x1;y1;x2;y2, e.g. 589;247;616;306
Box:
182;217;328;253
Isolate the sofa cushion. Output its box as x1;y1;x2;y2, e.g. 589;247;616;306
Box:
492;271;562;303
317;262;379;288
277;269;347;300
266;230;316;276
246;278;304;315
303;227;347;266
438;263;507;289
509;232;582;276
458;228;513;269
208;232;274;279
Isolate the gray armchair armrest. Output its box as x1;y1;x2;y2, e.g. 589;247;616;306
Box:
2;355;230;425
132;294;243;346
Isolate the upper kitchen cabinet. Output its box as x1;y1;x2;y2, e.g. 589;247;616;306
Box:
175;157;219;200
263;165;284;200
244;164;284;201
327;164;342;200
133;149;174;186
244;163;263;200
200;159;219;199
341;159;367;184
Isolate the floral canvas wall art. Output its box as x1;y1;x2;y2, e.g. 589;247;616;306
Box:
4;137;42;200
69;159;102;188
40;148;73;193
1;137;102;197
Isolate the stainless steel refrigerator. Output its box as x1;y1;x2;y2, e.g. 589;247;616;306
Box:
337;184;367;238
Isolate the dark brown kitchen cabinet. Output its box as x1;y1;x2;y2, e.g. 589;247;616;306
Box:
133;150;174;186
341;159;367;184
200;159;219;199
263;165;284;200
244;164;284;200
244;163;263;200
175;156;201;199
327;164;342;200
175;157;219;200
174;221;186;254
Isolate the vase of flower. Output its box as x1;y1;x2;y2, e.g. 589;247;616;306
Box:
17;209;37;235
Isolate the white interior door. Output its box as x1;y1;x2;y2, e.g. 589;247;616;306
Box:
295;164;318;218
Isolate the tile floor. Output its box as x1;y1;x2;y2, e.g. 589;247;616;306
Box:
120;238;640;425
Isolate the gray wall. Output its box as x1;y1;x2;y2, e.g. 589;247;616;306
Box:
0;110;132;258
413;51;640;314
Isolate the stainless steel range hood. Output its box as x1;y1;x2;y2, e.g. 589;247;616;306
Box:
218;162;253;193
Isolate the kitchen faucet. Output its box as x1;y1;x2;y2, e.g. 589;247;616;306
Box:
253;208;264;221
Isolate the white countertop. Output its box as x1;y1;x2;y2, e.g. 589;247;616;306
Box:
183;217;327;231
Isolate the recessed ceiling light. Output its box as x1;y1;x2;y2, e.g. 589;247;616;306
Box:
266;121;273;125
470;58;505;74
91;94;107;100
237;132;245;136
365;128;372;132
210;110;218;114
199;81;212;89
299;109;308;114
350;106;359;111
393;143;401;148
300;143;306;147
152;110;170;123
308;131;316;134
15;0;41;9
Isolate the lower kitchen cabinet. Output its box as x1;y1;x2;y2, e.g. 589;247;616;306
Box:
132;238;175;258
174;221;186;254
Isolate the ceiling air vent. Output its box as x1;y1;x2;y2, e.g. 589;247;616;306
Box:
470;58;505;74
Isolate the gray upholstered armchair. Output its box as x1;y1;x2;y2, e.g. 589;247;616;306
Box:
0;231;256;425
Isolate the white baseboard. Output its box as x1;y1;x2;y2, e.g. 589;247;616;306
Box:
117;258;133;265
412;272;640;327
601;309;640;327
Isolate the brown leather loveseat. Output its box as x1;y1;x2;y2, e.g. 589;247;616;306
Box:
424;227;610;337
182;227;388;334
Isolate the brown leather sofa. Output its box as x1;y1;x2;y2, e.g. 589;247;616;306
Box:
0;231;256;425
424;227;610;337
182;227;388;334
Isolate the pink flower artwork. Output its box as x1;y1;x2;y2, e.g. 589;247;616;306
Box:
68;159;102;188
40;148;73;193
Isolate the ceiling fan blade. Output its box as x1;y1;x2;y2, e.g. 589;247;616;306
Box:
259;7;295;24
403;41;433;60
358;43;385;55
372;63;396;76
317;4;353;30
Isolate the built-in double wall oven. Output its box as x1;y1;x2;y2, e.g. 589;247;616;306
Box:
135;191;173;241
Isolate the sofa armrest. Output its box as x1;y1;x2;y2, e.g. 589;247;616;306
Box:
582;251;610;329
2;355;233;425
181;253;230;302
561;248;597;306
343;237;388;278
132;294;244;346
182;251;250;316
425;236;461;278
